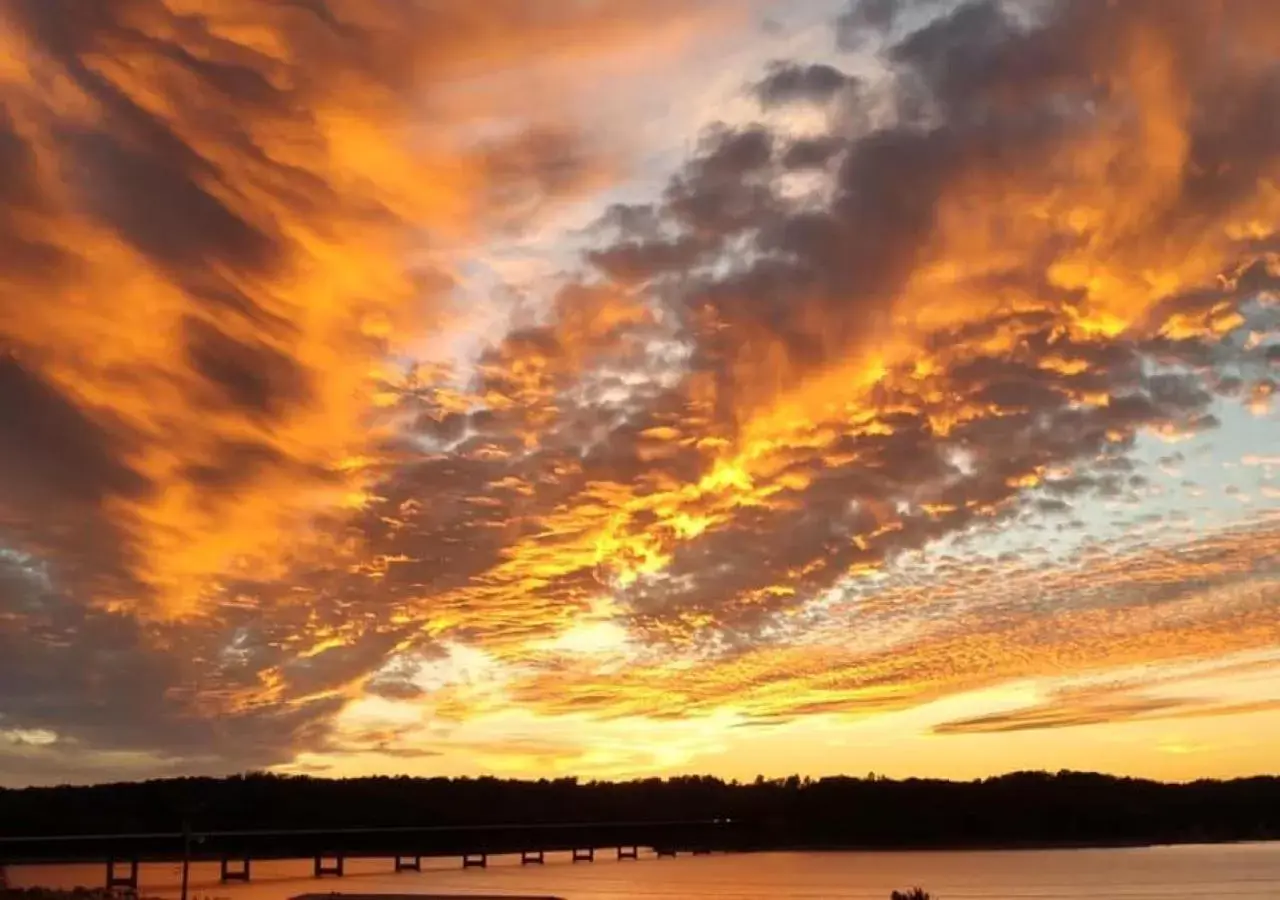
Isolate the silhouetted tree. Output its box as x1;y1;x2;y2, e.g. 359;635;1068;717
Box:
0;770;1276;851
891;889;931;900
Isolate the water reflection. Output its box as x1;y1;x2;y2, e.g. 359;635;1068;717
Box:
8;843;1280;900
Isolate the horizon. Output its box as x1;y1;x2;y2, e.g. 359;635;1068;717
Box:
6;767;1280;794
0;0;1278;790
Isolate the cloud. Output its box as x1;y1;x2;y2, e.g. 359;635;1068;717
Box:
0;0;720;781
482;0;1280;637
0;0;709;620
934;695;1280;735
3;0;1280;781
933;659;1280;735
412;520;1280;728
754;62;857;108
835;0;947;48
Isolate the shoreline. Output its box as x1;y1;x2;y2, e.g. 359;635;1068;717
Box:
732;835;1280;854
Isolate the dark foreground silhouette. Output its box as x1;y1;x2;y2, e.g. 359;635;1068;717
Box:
0;770;1276;849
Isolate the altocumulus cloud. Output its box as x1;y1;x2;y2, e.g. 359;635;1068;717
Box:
1;0;1279;781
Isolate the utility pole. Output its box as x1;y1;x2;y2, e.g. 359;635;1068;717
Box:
180;819;191;900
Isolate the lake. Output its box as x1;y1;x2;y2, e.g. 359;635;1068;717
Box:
8;842;1280;899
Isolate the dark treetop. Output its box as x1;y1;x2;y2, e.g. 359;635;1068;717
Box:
1;770;1277;849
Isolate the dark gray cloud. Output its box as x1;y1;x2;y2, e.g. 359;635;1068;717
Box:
0;356;145;508
835;0;947;49
754;61;856;107
0;553;339;782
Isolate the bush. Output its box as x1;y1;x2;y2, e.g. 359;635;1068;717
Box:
891;889;932;900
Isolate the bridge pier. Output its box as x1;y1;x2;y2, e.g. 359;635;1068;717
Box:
617;845;638;860
656;847;677;858
520;850;544;865
394;854;421;872
461;853;487;869
220;856;251;883
106;859;139;891
314;855;344;877
572;847;594;863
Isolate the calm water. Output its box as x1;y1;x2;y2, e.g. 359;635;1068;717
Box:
9;843;1280;900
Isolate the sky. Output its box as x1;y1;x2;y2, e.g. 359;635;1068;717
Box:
0;0;1277;788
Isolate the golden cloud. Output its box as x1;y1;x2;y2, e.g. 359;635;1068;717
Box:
0;0;716;619
1;0;1279;779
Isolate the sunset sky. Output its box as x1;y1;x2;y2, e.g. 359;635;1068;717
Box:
0;0;1278;788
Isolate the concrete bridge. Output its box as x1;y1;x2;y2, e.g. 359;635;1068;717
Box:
0;819;739;888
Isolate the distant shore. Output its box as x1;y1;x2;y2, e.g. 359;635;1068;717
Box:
2;771;1277;865
756;834;1280;854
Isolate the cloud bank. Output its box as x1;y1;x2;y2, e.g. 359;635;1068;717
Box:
1;0;1278;782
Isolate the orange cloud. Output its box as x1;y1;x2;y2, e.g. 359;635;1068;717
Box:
933;658;1280;735
418;521;1280;727
2;0;1279;782
341;0;1280;656
0;0;717;618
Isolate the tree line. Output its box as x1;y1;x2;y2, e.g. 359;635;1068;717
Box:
1;770;1277;849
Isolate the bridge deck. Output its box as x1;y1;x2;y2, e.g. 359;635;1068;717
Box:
0;820;737;867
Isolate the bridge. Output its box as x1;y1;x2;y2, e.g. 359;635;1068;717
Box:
0;819;742;888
